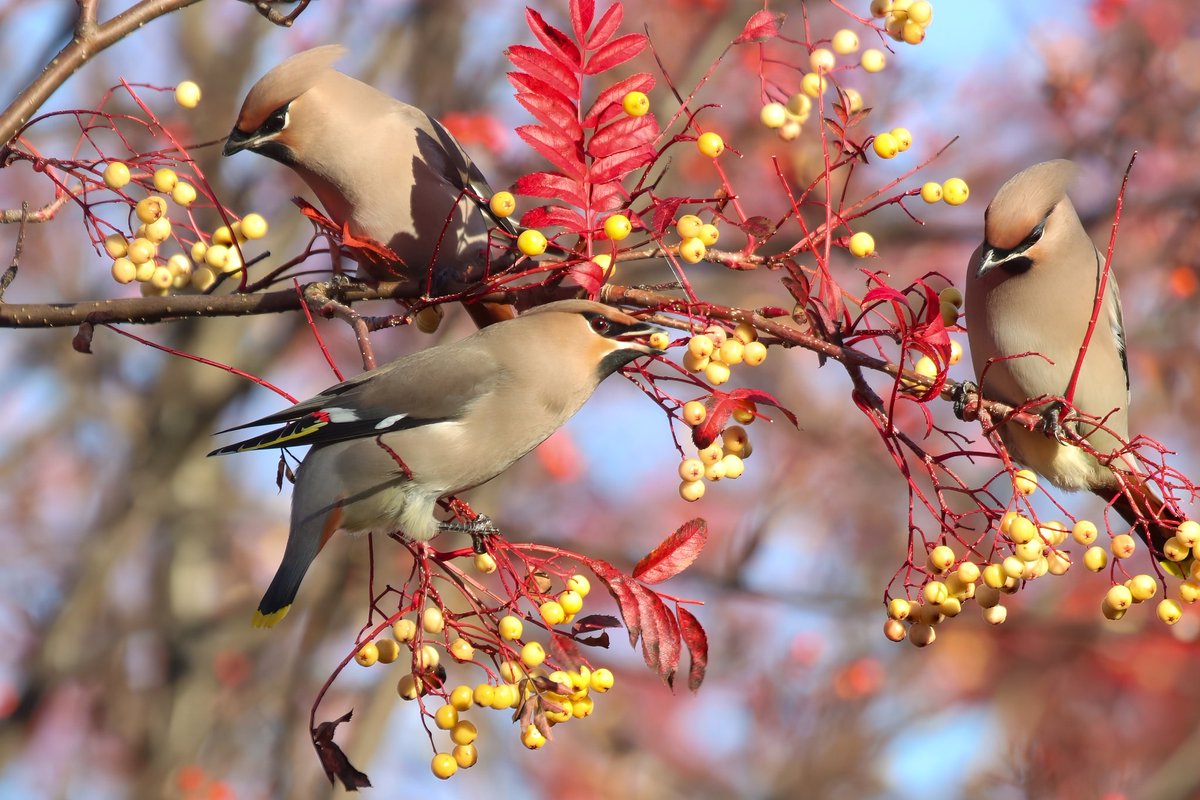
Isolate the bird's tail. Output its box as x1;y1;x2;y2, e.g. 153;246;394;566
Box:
1095;476;1181;560
253;498;344;628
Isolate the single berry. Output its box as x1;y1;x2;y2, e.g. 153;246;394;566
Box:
175;81;202;108
604;214;632;240
517;229;548;256
489;191;516;218
622;91;650;117
942;178;969;205
697;132;725;158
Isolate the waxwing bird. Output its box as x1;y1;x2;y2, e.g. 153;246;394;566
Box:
965;160;1176;552
223;45;515;327
211;300;663;627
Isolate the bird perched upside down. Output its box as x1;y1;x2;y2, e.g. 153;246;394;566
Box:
965;159;1180;553
211;300;664;627
223;45;516;327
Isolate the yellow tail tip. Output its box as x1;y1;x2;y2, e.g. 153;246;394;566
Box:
252;605;292;628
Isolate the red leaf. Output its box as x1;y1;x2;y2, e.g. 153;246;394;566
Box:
633;519;708;584
589;145;655;183
734;9;786;43
584;33;646;75
507;45;580;98
516;125;585;178
514;90;584;142
677;606;708;691
691;388;799;448
313;710;372;790
738;215;778;239
586;561;643;648
526;7;582;67
589;181;626;211
588;114;659;158
651;196;687;236
585;3;624;50
569;259;604;296
514;172;586;207
508;72;579;123
635;585;680;685
570;0;595;43
519;204;588;233
582;72;655;127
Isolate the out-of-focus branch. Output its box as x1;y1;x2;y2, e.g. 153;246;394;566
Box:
0;0;202;152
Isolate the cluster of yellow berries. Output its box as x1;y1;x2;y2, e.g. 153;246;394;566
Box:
937;285;963;327
872;127;913;159
886;473;1200;645
101;161;268;295
870;0;934;46
919;178;969;206
676;419;754;502
680;321;767;386
355;573;617;779
674;213;721;265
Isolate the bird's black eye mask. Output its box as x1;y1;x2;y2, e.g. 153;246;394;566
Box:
981;205;1054;274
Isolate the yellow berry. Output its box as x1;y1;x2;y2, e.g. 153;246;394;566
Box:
912;355;937;381
111;258;137;284
883;618;907;642
567;574;591;597
698;223;720;246
704;360;730;385
861;48;886;72
127;237;156;265
592;253;614;279
435;703;459;730
622;91;649;117
942;178;969;205
498;615;523;641
472;683;495;707
489;191;516;218
1163;536;1190;562
449;637;475;662
982;563;1006;588
676;214;703;239
832;28;859;54
809;48;836;74
604;213;632;240
490;683;517;710
717;453;743;479
1070;519;1098;546
698;442;723;465
647;331;669;351
760;102;788;129
687;335;714;360
521;726;546;750
703;459;726;481
1013;469;1038;496
102;233;128;259
800;72;827;97
887;598;911;620
453;744;478;769
683;350;710;373
175;80;201;108
848;231;875;257
135;196;167;224
1180;580;1200;604
922;581;949;605
539;601;566;626
474;552;498;574
134;261;155;283
559;589;584;615
682;399;707;425
786;92;813;119
908;0;933;25
1158;599;1183;625
1111;533;1136;559
779;120;802;141
171;182;197;206
1014;539;1044;562
890;128;913;151
143;216;172;243
697;131;725;157
735;341;765;367
870;0;892;16
721;426;750;455
517;229;548;256
152;167;177;193
355;642;379;667
1129;574;1158;602
679;237;706;264
718;338;744;365
1084;545;1108;572
451;719;478;746
190;266;216;291
927;545;955;573
590;667;614;692
416;644;440;670
909;623;936;647
1001;556;1024;579
240;213;268;240
449;685;474;712
1007;515;1036;545
947;339;963;365
103;161;131;189
982;605;1008;625
901;19;925;44
392;618;417;642
872;132;899;159
431;753;457;780
1106;584;1133;611
921;182;943;203
520;641;546;668
1176;520;1200;547
679;479;705;502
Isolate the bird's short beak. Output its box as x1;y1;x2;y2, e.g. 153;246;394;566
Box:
616;322;667;355
222;127;257;157
974;246;1003;279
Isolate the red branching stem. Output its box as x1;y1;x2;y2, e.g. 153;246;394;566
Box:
1065;151;1136;405
294;279;344;382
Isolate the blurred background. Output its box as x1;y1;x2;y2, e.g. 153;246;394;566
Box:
2;0;1200;798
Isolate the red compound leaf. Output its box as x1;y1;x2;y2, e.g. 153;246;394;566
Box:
734;9;786;44
691;388;798;448
677;605;708;690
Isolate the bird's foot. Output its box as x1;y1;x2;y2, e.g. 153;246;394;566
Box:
439;514;500;553
952;381;979;421
1037;401;1071;444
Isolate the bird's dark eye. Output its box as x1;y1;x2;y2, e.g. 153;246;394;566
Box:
589;315;611;334
262;105;290;134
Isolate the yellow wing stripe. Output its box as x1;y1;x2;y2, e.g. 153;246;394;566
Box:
235;421;328;452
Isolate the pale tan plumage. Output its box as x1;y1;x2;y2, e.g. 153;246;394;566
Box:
210;300;662;626
224;45;514;323
966;160;1174;552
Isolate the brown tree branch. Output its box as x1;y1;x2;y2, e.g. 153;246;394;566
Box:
0;0;202;152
